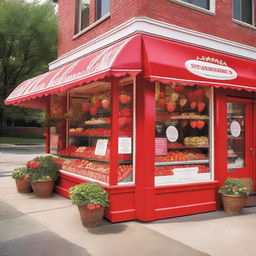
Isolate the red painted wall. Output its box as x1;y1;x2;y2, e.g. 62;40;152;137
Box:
57;0;256;57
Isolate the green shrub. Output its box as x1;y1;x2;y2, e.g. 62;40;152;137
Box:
27;156;59;182
11;167;29;179
219;178;249;197
69;182;109;207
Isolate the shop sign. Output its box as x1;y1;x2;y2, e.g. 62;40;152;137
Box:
166;126;179;142
155;138;167;156
230;121;241;137
118;137;132;154
185;58;237;80
95;139;108;156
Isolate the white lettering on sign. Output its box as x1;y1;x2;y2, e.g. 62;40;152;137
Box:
185;59;237;80
230;121;241;137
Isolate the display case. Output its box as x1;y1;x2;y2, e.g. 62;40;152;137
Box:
154;83;212;185
56;81;134;185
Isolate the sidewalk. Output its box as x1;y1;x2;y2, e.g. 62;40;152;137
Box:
1;176;256;256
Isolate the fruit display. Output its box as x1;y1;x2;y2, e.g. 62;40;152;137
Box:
62;159;132;183
69;128;111;136
184;137;208;146
169;112;209;119
155;150;207;162
155;165;209;176
84;117;111;125
58;145;132;161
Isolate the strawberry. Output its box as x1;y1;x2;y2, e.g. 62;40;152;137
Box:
158;99;166;108
120;107;132;117
166;102;176;112
119;94;130;104
194;88;204;99
190;102;197;110
95;204;101;209
94;99;102;108
102;99;110;109
87;203;96;211
159;91;165;98
197;121;205;129
197;102;205;112
82;103;90;111
90;106;97;116
190;121;197;129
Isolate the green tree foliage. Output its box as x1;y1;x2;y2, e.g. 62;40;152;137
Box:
0;0;57;132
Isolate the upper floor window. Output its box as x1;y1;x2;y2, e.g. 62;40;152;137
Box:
96;0;110;20
180;0;210;10
77;0;90;33
233;0;254;25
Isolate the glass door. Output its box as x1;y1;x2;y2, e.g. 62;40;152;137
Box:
226;98;253;178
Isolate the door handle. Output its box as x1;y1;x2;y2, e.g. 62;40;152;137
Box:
249;148;254;153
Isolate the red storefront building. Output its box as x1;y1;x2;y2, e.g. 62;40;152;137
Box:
5;0;256;222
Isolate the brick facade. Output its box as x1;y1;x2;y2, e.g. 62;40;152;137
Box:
57;0;256;57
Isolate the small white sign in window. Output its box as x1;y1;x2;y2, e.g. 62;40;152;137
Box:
166;126;179;142
230;121;241;137
95;139;108;156
118;137;132;154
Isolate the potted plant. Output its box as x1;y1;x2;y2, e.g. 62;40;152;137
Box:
218;178;249;214
69;182;109;228
11;167;31;193
27;156;60;198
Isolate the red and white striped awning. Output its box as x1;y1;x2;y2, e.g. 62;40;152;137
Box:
5;35;142;108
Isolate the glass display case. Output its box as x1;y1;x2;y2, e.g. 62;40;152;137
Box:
56;82;134;185
154;82;212;185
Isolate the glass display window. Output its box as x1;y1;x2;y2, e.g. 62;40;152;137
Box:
154;82;213;185
118;82;134;184
57;79;135;186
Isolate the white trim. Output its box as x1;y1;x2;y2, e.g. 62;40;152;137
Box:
60;169;109;186
169;0;215;15
147;75;256;91
74;13;110;39
233;19;256;31
49;17;256;70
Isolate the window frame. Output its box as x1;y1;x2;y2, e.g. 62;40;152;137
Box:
232;0;255;27
95;0;110;22
169;0;216;14
76;0;91;34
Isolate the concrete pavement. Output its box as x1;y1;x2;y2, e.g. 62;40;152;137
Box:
1;145;256;255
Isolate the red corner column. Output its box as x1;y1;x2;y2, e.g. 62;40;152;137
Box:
135;75;156;221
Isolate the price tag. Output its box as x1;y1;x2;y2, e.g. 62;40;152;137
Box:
155;138;167;155
166;126;179;142
118;137;132;154
95;139;108;156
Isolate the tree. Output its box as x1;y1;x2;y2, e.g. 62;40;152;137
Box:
0;0;57;134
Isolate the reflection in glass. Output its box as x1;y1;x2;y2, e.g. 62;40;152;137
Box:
227;102;245;171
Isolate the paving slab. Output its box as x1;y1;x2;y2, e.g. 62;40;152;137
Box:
143;208;256;256
29;205;209;256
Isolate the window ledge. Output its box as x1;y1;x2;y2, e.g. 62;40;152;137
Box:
233;19;256;31
73;13;110;40
169;0;216;15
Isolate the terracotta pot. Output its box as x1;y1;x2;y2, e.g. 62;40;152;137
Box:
31;180;55;198
78;205;105;228
222;194;247;214
15;178;32;193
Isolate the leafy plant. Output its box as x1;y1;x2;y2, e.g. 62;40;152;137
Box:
11;167;29;180
69;182;109;207
219;178;249;197
27;156;60;183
